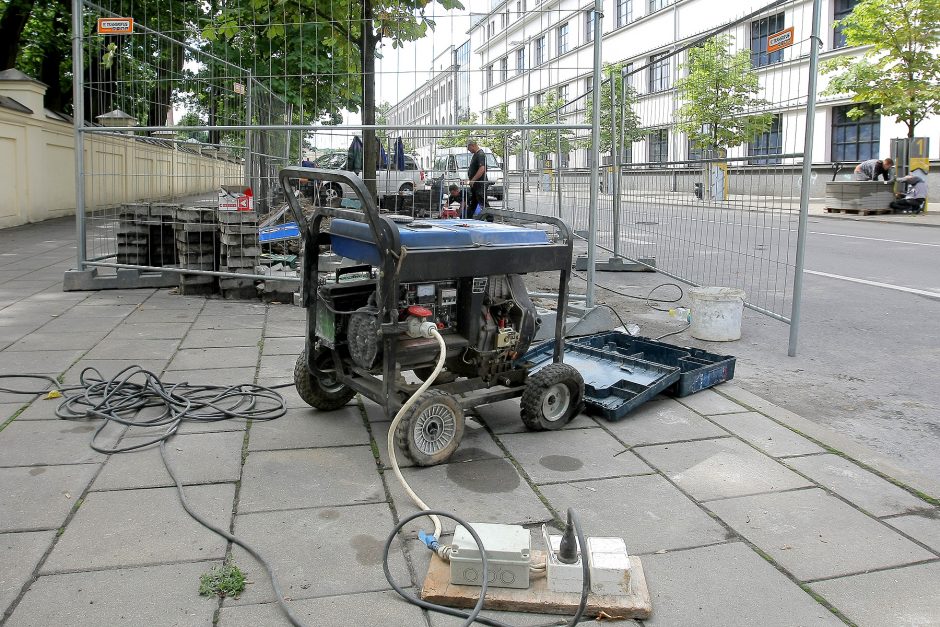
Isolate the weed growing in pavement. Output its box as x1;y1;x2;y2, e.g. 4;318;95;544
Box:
199;562;247;599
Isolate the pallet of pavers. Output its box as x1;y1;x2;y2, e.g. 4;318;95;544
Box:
173;205;219;296
218;210;260;299
115;203;151;266
824;181;894;215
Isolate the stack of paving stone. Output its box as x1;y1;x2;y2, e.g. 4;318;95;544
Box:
173;206;219;295
825;181;894;214
147;203;179;266
218;211;260;299
115;203;152;266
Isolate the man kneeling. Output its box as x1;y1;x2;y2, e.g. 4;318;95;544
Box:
889;172;927;214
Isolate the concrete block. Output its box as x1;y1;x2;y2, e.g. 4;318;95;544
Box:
539;475;729;554
0;464;99;531
708;488;935;581
168;347;259;371
602;396;727;445
0;420;122;467
885;511;940;553
675;388;746;415
498;427;651;484
371;415;503;469
636;437;812;501
0;530;56;617
785;453;931;517
248;404;369;452
238;447;383;513
7;562;218;627
218;590;427;627
709;412;825;457
226;503;410;605
41;484;234;573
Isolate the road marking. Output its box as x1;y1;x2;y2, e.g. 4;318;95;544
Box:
805;270;940;299
808;231;940;248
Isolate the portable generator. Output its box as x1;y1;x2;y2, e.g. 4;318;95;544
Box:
280;167;584;466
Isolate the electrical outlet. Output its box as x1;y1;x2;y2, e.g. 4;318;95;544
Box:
542;526;631;596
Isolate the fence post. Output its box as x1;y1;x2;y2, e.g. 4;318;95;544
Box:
244;74;253;186
611;65;621;259
71;0;86;270
555;105;562;217
788;0;822;357
586;0;604;309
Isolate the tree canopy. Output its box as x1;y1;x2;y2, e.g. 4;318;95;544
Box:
581;62;644;154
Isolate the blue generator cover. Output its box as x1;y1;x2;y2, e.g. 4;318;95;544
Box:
330;219;550;265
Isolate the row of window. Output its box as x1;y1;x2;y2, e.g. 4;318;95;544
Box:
389;79;455;126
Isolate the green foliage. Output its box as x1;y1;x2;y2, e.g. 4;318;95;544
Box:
581;62;644;153
821;0;940;138
676;35;773;152
484;104;521;161
176;111;208;143
13;0;71;111
199;562;246;599
529;90;574;158
439;112;478;149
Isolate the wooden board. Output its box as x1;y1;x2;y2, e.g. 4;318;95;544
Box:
824;207;893;215
421;550;651;620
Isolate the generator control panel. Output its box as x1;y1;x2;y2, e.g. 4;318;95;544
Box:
400;281;459;330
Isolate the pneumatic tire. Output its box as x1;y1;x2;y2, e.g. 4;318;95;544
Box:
394;390;465;466
294;348;356;411
520;363;584;431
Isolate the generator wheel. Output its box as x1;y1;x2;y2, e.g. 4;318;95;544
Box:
395;390;465;466
294;348;355;411
521;363;584;431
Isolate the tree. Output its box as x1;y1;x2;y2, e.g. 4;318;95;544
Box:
0;0;36;70
176;111;209;143
676;34;773;154
528;90;574;162
821;0;940;139
13;0;70;110
484;104;520;169
580;62;644;153
439;112;478;149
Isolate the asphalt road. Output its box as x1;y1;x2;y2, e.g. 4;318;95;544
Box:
516;194;940;485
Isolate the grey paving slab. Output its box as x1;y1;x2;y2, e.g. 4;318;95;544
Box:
219;589;427;627
200;301;267;316
372;415;503;469
389;457;555;537
124;308;202;324
6;561;218;627
83;338;180;361
257;354;295;379
67;304;139;319
709;412;826;457
708;488;936;582
0;327;35;347
168;347;259;371
498;427;651;484
92;431;244;490
0;464;99;531
248;404;369;451
5;330;110;351
785;453;931;517
473;397;597;433
226;503;410;605
62;359;170;384
41;483;234;573
0;530;56;617
636;437;813;501
0;420;122;467
263;320;305;337
811;562;940;627
193;314;265;330
11;397;66;421
0;350;84;376
260;336;304;356
162;367;258;389
179;327;263;349
642;542;844;627
79;290;154;306
539;474;729;554
601;396;727;445
139;294;207;310
239;446;383;513
676;388;747;415
38;315;122;333
0;401;26;420
106;322;192;340
885;511;940;553
265;304;306;321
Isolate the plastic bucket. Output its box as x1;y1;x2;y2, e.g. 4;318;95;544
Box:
689;287;745;341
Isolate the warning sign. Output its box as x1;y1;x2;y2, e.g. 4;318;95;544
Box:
218;185;254;212
233;82;246;95
767;27;794;52
97;18;134;34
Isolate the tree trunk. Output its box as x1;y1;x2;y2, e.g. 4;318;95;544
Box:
0;0;36;69
39;0;69;111
361;0;377;203
148;40;184;128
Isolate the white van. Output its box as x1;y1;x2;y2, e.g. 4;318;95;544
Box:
307;151;425;206
429;147;504;201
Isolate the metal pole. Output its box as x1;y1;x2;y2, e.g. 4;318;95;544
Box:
788;0;822;357
555;104;562;218
244;74;253;185
611;65;620;258
586;1;603;309
522;41;532;213
71;0;86;270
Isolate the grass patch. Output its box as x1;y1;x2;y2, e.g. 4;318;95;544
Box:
199;561;247;599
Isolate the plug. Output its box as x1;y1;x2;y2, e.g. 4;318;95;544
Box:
557;510;579;564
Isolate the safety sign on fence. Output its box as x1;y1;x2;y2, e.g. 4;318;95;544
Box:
97;18;134;34
767;27;794;52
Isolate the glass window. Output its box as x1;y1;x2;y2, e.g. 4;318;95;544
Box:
648;129;668;162
584;76;593;96
833;0;858;49
649;0;670;12
486;65;494;89
751;13;785;67
585;10;595;43
559;84;568;103
516;48;525;72
617;0;633;28
831;105;879;162
748;115;782;164
557;23;569;56
535;36;546;65
648;53;670;93
500;57;508;82
515;100;524;123
688;137;705;161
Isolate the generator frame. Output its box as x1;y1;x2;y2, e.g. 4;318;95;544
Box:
280;166;574;418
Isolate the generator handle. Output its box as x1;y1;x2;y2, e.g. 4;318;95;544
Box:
279;166;384;231
480;208;573;244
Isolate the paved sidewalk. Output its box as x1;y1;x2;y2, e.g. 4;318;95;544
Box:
1;218;939;627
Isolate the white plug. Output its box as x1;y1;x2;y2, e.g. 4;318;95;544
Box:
542;526;632;596
406;316;437;339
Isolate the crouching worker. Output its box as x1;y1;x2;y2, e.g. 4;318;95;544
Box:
889;172;928;214
441;184;466;218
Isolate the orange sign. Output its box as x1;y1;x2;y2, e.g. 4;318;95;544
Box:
767;26;794;52
97;18;134;34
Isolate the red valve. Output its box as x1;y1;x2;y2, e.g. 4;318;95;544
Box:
407;305;433;318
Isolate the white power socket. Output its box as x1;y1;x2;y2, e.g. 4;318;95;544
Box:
542;526;632;596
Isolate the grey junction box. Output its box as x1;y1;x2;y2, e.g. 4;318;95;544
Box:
450;523;531;589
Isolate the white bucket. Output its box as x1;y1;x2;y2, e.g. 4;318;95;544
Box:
689;287;745;341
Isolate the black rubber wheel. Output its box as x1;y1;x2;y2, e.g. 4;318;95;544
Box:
294;348;355;411
413;366;457;384
520;363;584;431
394;390;465;466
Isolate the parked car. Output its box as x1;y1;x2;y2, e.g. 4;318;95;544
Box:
429;147;504;204
303;152;425;207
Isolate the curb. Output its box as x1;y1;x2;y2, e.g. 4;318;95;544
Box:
810;212;940;228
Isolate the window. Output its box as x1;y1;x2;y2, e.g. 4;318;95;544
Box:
517;1;522;16
516;48;525;72
515;100;524;123
534;36;546;65
447;81;452;100
617;0;632;28
559;84;568;103
751;13;785;67
500;57;508;82
501;10;508;28
534;92;543;106
557;23;569;56
833;0;858;49
648;129;668;162
585;10;595;42
688;137;705;161
649;0;670;12
648;53;670;92
748;115;782;164
486;65;494;89
584;76;593;96
831;105;880;162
